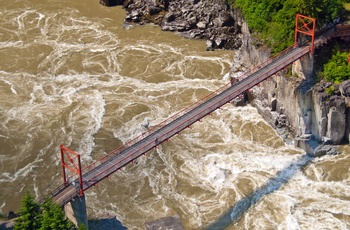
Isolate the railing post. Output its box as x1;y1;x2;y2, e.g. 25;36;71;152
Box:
60;145;67;186
77;154;84;196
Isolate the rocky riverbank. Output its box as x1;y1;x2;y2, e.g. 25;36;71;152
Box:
104;0;242;51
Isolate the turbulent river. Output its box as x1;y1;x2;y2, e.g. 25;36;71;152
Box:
1;0;350;229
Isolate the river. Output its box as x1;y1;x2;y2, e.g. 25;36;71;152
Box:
1;0;350;229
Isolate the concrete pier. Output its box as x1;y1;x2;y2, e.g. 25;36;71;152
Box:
292;52;314;80
64;195;89;229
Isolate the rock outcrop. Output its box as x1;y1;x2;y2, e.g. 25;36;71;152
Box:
105;0;242;50
238;54;349;146
310;81;347;144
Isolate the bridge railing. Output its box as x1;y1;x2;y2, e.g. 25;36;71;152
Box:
78;44;300;181
39;183;67;203
39;183;79;206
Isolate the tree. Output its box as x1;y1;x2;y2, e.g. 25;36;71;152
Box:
14;191;41;230
324;50;350;83
39;198;75;230
14;192;76;230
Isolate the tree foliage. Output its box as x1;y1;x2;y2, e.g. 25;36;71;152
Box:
14;192;41;230
323;50;350;83
228;0;346;53
77;223;88;230
14;192;75;230
39;198;74;230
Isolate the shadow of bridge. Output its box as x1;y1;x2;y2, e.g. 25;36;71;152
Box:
204;154;314;230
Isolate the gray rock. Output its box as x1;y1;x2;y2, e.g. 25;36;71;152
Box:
294;136;320;156
276;114;287;128
214;12;234;27
327;107;346;144
196;21;207;29
271;98;277;111
206;39;214;51
164;12;175;22
314;144;339;156
122;0;241;50
340;80;350;97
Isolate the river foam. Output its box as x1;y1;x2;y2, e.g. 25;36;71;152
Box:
1;1;350;230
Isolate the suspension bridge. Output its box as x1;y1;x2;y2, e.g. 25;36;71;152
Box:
43;15;350;207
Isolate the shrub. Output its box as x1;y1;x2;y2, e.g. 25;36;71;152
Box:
323;50;350;83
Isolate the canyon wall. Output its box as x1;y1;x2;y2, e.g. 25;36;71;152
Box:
231;9;350;147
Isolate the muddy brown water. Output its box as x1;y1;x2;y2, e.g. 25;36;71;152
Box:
1;0;350;229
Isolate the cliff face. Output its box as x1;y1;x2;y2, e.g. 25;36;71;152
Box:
231;9;350;146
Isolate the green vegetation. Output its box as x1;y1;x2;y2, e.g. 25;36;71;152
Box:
228;0;346;53
326;85;336;94
323;50;350;83
14;191;80;230
77;223;88;230
14;192;41;230
39;198;74;230
345;2;350;11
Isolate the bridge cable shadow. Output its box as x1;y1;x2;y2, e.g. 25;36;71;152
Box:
204;154;314;230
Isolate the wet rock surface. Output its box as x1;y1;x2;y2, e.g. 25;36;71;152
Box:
295;136;339;157
109;0;242;50
340;79;350;97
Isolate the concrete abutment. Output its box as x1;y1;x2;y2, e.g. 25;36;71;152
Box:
292;52;314;81
64;195;89;229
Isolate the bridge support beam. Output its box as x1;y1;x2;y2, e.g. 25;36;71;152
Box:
64;195;89;229
292;52;314;80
